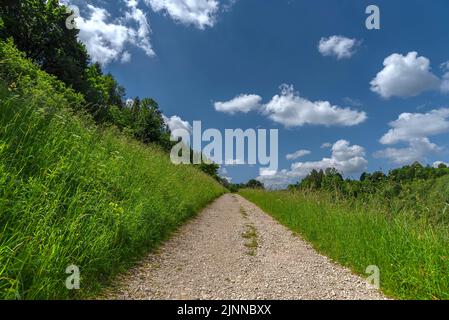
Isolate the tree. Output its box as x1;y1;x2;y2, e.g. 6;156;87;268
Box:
438;163;448;169
370;171;387;183
246;179;265;189
0;0;240;183
297;169;324;190
0;1;90;94
322;168;343;192
360;172;370;181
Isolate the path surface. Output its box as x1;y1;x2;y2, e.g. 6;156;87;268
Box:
103;194;385;300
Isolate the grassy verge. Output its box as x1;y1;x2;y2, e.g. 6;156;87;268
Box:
239;189;449;299
0;40;225;299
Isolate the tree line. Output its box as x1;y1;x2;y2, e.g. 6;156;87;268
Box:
0;0;220;179
289;161;449;199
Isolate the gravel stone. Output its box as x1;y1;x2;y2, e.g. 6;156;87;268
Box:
102;194;387;300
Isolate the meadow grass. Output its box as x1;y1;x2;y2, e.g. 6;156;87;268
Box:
0;83;225;299
239;189;449;299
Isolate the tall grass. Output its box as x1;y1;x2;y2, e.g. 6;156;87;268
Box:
0;81;225;298
240;189;449;299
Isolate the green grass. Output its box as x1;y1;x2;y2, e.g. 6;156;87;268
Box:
0;41;226;299
239;189;449;299
242;224;258;256
240;207;248;218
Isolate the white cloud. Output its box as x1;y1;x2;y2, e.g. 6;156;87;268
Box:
218;166;231;182
263;85;367;127
215;85;367;127
214;94;262;114
376;108;449;165
145;0;219;29
258;140;367;189
321;142;332;149
374;138;442;165
163;115;191;138
440;75;449;93
125;98;134;107
342;97;363;108
318;35;360;60
121;51;132;63
370;52;440;99
440;61;449;93
75;1;154;65
125;0;154;56
380;108;449;145
286;149;311;160
256;169;297;190
331;139;365;162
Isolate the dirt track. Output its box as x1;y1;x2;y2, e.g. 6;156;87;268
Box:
103;194;385;300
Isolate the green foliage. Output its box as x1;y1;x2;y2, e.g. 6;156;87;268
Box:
243;160;449;299
288;162;449;224
240;189;449;300
0;40;225;298
0;0;89;94
83;63;126;121
245;179;265;189
0;1;187;160
225;179;265;193
0;38;85;109
109;97;173;151
196;162;220;179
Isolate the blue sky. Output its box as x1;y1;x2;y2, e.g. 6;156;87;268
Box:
66;0;449;187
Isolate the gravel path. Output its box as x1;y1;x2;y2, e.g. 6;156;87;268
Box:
103;194;386;300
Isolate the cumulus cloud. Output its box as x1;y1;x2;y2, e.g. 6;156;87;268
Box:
214;85;367;127
288;140;368;177
258;140;367;189
286;149;311;160
374;138;442;165
121;51;132;63
75;1;154;65
256;169;298;190
163;115;191;138
321;142;332;149
440;61;449;93
318;35;360;60
218;166;232;182
145;0;219;29
125;0;154;56
214;94;262;114
375;109;449;165
66;0;231;64
370;52;440;98
263;85;367;127
380;108;449;145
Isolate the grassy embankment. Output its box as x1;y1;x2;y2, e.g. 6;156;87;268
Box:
0;40;225;299
240;187;449;300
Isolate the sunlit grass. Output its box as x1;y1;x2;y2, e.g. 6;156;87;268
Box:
240;189;449;300
0;85;225;299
